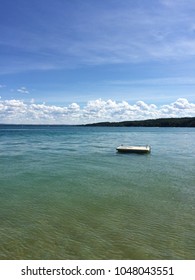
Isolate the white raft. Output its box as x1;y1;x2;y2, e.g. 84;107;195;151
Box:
116;145;151;154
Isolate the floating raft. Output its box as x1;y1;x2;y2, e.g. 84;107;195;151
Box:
116;145;151;154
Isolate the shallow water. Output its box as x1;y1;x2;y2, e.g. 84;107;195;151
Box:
0;125;194;259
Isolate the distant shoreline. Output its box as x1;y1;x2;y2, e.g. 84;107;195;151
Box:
0;117;195;127
84;117;195;127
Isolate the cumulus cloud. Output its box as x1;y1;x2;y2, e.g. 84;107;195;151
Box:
0;98;194;124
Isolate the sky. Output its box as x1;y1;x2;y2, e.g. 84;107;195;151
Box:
0;0;195;124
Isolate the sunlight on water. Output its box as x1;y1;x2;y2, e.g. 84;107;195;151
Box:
0;126;195;259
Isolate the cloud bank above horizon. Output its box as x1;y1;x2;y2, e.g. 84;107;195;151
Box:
0;98;194;125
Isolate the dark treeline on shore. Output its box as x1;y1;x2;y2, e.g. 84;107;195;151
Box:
0;117;195;127
85;117;195;127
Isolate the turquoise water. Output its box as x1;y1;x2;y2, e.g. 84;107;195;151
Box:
0;125;195;260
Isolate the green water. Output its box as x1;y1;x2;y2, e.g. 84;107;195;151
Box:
0;126;194;259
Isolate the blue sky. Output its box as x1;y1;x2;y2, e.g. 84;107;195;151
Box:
0;0;195;124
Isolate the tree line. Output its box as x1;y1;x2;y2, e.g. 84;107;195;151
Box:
85;117;195;127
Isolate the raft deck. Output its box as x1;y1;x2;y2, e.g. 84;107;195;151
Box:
116;145;151;153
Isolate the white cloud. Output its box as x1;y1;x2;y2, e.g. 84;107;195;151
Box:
17;87;30;94
0;98;194;124
173;98;194;109
68;103;80;111
160;98;195;117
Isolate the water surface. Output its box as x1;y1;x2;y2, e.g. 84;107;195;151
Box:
0;126;194;259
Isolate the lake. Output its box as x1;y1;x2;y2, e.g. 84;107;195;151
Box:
0;125;194;259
